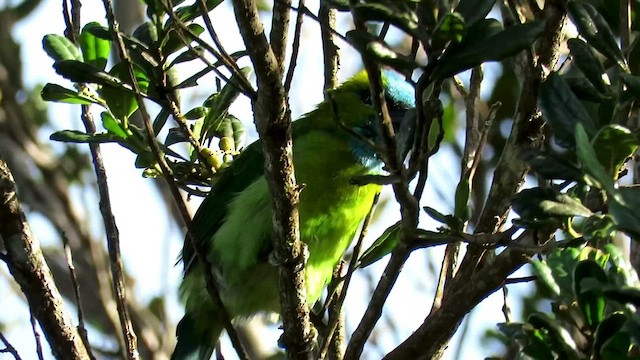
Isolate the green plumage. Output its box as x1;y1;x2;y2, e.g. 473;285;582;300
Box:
173;71;414;359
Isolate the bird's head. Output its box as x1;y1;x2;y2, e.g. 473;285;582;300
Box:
328;69;416;169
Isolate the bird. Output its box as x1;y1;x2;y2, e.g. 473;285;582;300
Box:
172;69;415;359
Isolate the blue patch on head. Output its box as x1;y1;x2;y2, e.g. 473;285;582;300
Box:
382;70;415;109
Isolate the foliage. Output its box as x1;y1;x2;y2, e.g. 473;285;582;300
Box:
7;0;639;359
493;246;640;359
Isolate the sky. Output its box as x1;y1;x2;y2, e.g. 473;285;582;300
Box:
1;0;535;359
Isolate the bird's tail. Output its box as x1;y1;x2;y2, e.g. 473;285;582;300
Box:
171;312;223;360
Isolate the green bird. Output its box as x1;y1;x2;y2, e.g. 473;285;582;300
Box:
172;70;414;359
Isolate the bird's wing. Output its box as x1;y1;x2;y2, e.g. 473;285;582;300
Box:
181;140;266;275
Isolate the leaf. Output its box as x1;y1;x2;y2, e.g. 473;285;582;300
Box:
353;1;422;38
431;12;466;50
41;83;103;105
53;60;122;86
539;73;596;148
171;0;224;23
170;46;205;67
50;130;118;143
567;38;609;95
453;178;470;222
153;108;171;135
99;63;150;120
358;221;401;268
163;24;205;55
565;76;610;103
609;187;640;239
433;20;545;79
574;260;607;328
520;149;583;182
575;123;615;191
604;287;640;307
101;112;128;139
202;67;252;140
454;0;496;26
346;30;418;73
42;34;82;62
567;1;628;72
531;259;561;298
545;248;582;304
619;73;640;99
591;125;639;178
80;22;110;71
528;312;581;359
594;313;629;359
512;187;592;220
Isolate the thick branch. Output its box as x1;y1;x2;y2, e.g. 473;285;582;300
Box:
0;159;89;359
231;1;312;358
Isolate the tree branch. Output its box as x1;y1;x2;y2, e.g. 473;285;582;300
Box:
231;0;313;358
0;159;90;359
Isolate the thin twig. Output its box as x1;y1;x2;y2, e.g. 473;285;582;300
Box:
319;0;339;96
61;232;95;359
64;1;139;356
344;3;421;357
101;1;249;358
160;1;255;98
502;285;511;322
30;312;44;360
319;193;380;360
504;275;536;284
0;331;22;360
284;0;305;92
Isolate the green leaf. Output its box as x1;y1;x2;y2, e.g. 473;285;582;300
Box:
42;34;82;62
582;215;617;243
153;108;171;135
591;125;639;178
163;24;205;55
609;187;640;239
619;73;640;99
453;178;470;222
454;0;496;26
528;312;580;359
567;38;609;95
433;20;545;79
565;76;610;103
431;12;466;50
353;1;421;38
594;313;629;359
423;206;456;226
170;46;205;67
520;149;583;182
544;248;582;304
202;67;252;140
50;130;117;143
80;22;110;71
41;83;104;105
567;1;629;72
575;122;615;191
512;187;592;220
358;221;401;268
171;0;224;23
539;73;596;148
101;112;128;139
346;30;418;73
531;259;561;298
574;260;607;328
53;60;122;86
604;287;640;307
99;63;150;120
600;332;633;360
